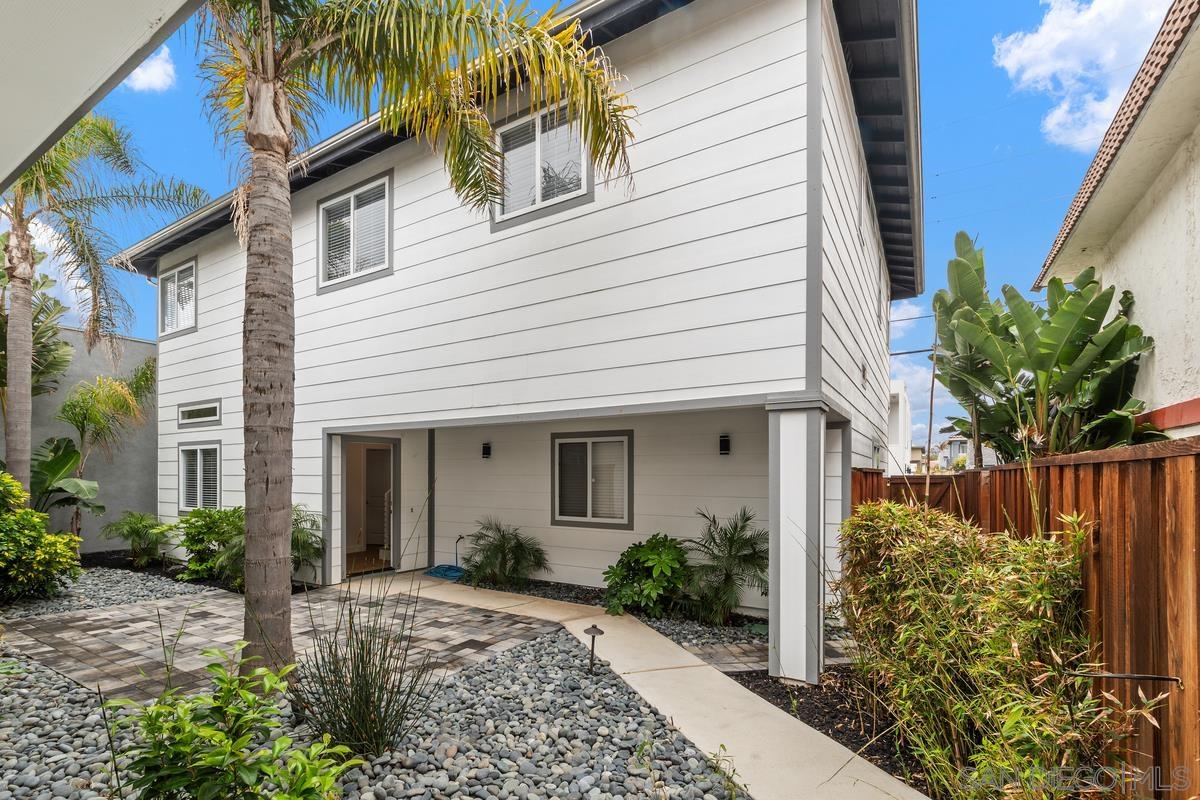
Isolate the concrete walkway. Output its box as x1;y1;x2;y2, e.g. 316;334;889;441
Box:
360;573;928;800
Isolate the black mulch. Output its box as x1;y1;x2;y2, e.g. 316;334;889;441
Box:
731;666;927;792
81;550;318;595
468;577;607;606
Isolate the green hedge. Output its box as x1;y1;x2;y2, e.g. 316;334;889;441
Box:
0;472;81;600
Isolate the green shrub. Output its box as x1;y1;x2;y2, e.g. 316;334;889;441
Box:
102;511;175;568
175;507;245;582
462;517;549;588
0;472;81;600
111;642;357;799
839;502;1160;799
289;578;439;756
683;507;768;625
603;533;688;617
210;505;325;591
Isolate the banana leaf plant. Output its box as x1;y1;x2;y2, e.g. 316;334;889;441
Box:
1;437;104;515
933;232;1165;461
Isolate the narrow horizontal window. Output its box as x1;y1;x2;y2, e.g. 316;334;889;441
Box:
319;177;390;287
552;432;632;528
496;106;586;222
180;444;220;511
160;262;196;335
178;400;221;427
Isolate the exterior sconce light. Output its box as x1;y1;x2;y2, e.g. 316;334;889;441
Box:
719;434;731;456
481;442;492;459
584;624;605;674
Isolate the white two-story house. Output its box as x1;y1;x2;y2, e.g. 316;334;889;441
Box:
123;0;922;683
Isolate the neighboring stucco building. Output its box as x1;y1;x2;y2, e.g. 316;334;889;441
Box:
0;328;159;551
122;0;923;683
886;379;911;475
1037;0;1200;438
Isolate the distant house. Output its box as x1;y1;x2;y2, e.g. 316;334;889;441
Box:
886;379;911;475
908;445;926;474
1037;0;1200;438
120;0;922;683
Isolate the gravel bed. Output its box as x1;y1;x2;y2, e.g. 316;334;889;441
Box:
639;616;767;648
0;567;213;622
1;631;750;800
470;578;607;607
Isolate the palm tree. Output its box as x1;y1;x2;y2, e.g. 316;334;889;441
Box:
0;116;207;490
196;0;634;669
0;256;76;419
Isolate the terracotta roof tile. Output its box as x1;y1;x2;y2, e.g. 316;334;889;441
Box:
1036;0;1200;287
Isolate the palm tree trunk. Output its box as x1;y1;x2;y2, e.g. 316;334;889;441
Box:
242;133;296;671
3;222;35;491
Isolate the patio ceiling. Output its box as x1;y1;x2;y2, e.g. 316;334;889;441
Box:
0;0;201;192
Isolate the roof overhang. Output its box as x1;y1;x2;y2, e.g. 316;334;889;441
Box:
1037;0;1200;288
121;0;698;275
0;0;201;193
833;0;924;299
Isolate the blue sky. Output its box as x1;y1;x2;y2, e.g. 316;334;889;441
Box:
69;0;1174;443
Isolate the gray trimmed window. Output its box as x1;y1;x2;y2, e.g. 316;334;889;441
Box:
159;261;196;335
551;431;633;529
179;443;220;511
178;399;221;428
496;106;586;222
318;175;390;288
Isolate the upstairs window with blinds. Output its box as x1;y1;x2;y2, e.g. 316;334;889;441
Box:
180;444;220;511
318;177;390;286
497;106;585;220
160;262;196;335
552;433;632;527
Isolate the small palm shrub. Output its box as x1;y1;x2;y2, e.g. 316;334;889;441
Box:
102;511;176;569
0;472;81;600
175;507;245;582
602;533;688;617
112;643;358;798
683;507;768;625
462;517;549;588
212;505;325;590
289;579;439;756
839;502;1162;799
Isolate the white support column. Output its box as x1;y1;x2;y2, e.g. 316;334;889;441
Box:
768;407;826;683
328;435;344;585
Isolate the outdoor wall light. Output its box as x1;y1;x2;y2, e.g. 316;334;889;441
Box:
481;442;492;459
719;434;731;455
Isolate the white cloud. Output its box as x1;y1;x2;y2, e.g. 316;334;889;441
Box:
27;220;86;324
889;298;927;339
993;0;1172;151
123;45;176;93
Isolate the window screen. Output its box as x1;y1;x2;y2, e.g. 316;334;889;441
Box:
498;107;583;219
161;263;195;334
553;434;630;526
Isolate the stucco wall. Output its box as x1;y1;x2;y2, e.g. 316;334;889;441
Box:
1095;117;1200;422
0;328;159;551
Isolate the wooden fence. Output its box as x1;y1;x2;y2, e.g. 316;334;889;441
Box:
852;436;1200;797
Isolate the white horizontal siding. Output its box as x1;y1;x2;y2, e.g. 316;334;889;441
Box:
432;408;769;609
818;1;889;468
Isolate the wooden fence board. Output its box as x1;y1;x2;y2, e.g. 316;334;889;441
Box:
848;437;1200;797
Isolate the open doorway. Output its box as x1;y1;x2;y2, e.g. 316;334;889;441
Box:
344;441;394;576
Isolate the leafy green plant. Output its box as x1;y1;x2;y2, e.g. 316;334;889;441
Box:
683;507;768;625
212;505;325;590
462;517;549;588
0;268;74;417
175;507;246;583
0;472;81;599
290;576;439;756
603;533;689;618
102;511;176;569
111;642;358;799
934;232;1164;461
22;437;103;516
839;502;1163;799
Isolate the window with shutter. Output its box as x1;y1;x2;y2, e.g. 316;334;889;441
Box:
160;261;196;335
552;433;631;527
180;444;220;510
496;106;586;222
319;176;391;287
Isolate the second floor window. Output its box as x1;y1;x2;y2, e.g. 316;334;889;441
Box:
319;177;389;286
497;106;585;220
160;262;195;335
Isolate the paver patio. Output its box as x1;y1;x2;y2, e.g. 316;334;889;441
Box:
2;580;558;701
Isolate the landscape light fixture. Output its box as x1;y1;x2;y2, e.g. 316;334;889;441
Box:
584;624;605;674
